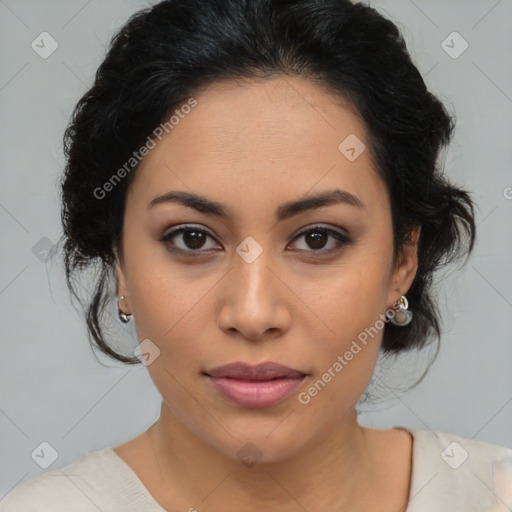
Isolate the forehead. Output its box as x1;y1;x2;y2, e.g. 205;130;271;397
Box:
173;74;368;154
127;75;388;217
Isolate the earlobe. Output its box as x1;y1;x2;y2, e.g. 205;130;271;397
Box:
114;247;129;303
115;254;133;322
388;225;421;305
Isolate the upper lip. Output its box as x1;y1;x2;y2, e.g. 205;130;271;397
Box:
204;362;306;380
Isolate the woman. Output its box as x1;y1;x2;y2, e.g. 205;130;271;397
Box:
3;0;511;510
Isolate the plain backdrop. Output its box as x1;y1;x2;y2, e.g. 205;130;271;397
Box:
1;0;511;498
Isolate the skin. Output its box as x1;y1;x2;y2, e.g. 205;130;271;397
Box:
114;75;421;511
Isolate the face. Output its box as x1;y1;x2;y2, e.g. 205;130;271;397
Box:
116;75;419;463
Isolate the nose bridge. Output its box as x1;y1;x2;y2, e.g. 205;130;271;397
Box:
216;234;289;339
232;235;276;302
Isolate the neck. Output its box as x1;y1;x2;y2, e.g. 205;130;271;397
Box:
147;403;377;511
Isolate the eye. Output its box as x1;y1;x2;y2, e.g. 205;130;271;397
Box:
288;225;353;255
160;223;353;258
160;225;220;255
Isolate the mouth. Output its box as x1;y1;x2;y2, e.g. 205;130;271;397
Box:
203;361;307;408
204;361;306;380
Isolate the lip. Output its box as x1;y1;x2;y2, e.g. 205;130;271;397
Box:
203;362;307;408
205;361;306;380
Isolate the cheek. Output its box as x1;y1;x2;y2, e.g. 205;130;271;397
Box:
298;252;390;400
132;286;206;353
128;270;222;400
314;261;390;342
315;308;383;400
126;246;214;340
297;303;384;424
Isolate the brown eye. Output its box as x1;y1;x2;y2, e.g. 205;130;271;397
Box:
181;229;207;249
160;223;354;259
289;225;353;255
304;231;329;250
160;225;220;254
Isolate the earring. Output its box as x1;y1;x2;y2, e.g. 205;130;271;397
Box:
387;295;412;326
118;295;133;323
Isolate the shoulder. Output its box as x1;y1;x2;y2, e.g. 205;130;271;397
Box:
0;448;120;512
397;426;512;512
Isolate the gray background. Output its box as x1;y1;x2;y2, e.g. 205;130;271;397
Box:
1;0;511;498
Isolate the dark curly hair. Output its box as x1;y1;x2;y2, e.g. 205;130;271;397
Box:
57;0;476;367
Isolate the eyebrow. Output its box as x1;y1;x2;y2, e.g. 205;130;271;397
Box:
147;188;365;221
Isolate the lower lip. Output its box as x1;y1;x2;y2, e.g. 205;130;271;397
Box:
206;375;305;408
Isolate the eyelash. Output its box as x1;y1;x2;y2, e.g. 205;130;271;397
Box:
160;224;354;258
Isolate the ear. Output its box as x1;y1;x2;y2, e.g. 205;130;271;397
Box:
114;247;130;309
386;225;421;308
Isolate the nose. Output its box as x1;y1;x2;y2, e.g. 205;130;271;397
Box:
217;245;291;341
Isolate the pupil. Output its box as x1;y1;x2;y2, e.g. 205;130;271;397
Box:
184;230;205;249
181;230;329;251
307;231;327;249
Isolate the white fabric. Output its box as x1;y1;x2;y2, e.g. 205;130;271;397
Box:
2;426;512;511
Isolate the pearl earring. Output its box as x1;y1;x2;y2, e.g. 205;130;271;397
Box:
387;295;412;326
118;295;133;323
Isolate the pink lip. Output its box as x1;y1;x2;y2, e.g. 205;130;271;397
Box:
204;361;307;408
206;375;305;408
205;361;305;379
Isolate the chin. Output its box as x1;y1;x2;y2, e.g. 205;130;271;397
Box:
202;418;313;465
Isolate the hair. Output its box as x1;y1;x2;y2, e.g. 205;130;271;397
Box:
58;0;476;369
